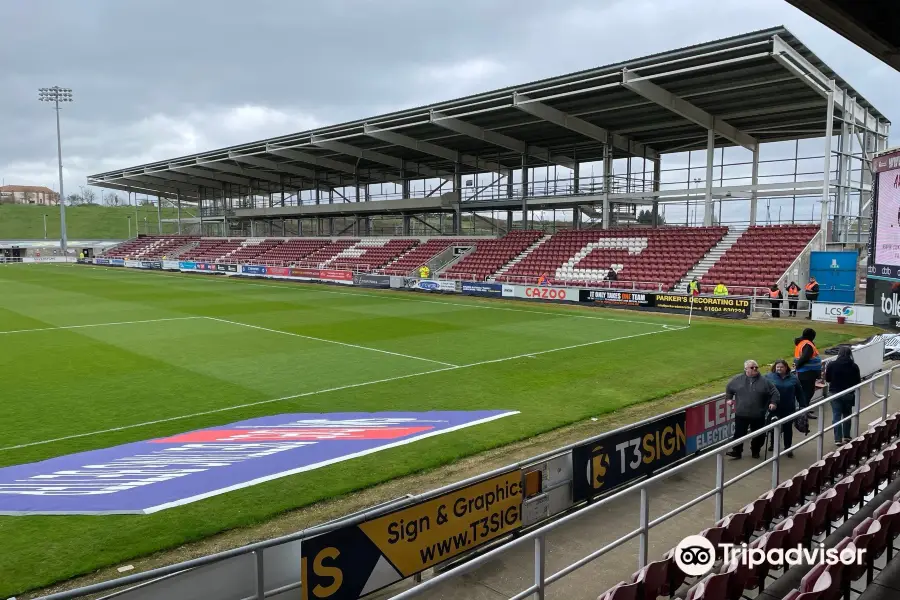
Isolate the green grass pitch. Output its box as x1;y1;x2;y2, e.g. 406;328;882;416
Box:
0;264;857;596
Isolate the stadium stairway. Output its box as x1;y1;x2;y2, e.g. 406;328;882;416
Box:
674;227;745;293
368;362;900;600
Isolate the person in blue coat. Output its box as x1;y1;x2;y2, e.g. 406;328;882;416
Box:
765;359;806;458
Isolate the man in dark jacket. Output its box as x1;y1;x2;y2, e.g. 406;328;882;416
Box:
824;346;862;444
725;359;780;459
794;327;822;418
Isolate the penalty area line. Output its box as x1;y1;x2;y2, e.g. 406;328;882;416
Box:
0;316;204;335
0;325;684;452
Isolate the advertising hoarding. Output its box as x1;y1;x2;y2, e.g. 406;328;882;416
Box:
0;411;517;515
869;149;900;279
461;282;503;297
653;293;751;318
811;302;874;325
353;274;392;289
301;470;522;599
572;412;686;502
684;397;735;453
579;289;654;308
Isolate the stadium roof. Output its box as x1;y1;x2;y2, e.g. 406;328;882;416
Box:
89;26;890;202
786;0;900;72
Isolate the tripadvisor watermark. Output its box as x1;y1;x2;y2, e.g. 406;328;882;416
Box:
674;535;865;577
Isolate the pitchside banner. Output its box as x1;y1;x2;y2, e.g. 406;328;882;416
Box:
461;282;503;297
684;397;735;453
502;284;581;302
353;274;392;289
653;294;751;318
579;289;654;308
403;278;457;292
0;411;517;515
572;413;686;502
301;470;522;599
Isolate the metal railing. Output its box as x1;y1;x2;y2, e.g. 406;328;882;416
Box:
35;372;788;600
37;352;891;600
389;364;897;600
491;274;667;291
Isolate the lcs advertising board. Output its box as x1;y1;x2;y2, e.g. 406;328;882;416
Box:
653;294;751;318
811;302;875;326
301;470;522;600
572;412;686;502
684;397;735;453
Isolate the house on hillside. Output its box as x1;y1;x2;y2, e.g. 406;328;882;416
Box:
0;185;59;206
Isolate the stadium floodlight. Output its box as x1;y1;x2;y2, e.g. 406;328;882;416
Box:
38;86;73;254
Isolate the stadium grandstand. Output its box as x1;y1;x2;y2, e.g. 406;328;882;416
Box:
87;26;889;295
18;23;900;600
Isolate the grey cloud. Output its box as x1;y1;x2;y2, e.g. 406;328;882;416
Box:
1;0;897;199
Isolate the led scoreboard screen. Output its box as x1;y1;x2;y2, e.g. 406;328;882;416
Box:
870;149;900;280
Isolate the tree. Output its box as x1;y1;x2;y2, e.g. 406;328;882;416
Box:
637;209;665;226
81;187;97;205
23;191;35;205
106;193;121;206
66;193;82;206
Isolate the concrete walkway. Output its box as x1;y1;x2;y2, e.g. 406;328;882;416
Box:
374;363;900;600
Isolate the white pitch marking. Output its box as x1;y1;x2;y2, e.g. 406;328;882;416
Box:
205;316;458;368
0;326;685;452
0;316;203;335
57;265;680;328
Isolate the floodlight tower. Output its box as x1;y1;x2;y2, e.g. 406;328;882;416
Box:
38;86;72;254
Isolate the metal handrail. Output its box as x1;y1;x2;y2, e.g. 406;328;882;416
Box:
37;354;890;600
492;274;667;291
388;364;896;600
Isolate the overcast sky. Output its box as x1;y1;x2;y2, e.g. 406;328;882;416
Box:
2;0;898;203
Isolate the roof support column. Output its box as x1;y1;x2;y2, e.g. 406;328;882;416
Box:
157;195;162;234
520;154;528;230
704;130;715;227
652;158;661;229
454;162;462;235
573;161;580;194
402;214;410;236
821;81;835;245
401;161;410;199
750;144;760;226
602;145;611;230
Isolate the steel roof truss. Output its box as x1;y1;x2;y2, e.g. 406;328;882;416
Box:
512;92;658;160
620;69;757;151
429;110;575;169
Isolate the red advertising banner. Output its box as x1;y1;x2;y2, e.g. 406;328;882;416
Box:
684;397;734;453
320;269;353;282
266;266;291;276
289;268;321;278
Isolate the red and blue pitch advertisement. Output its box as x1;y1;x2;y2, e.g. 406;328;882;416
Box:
0;411;517;515
684;397;735;453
